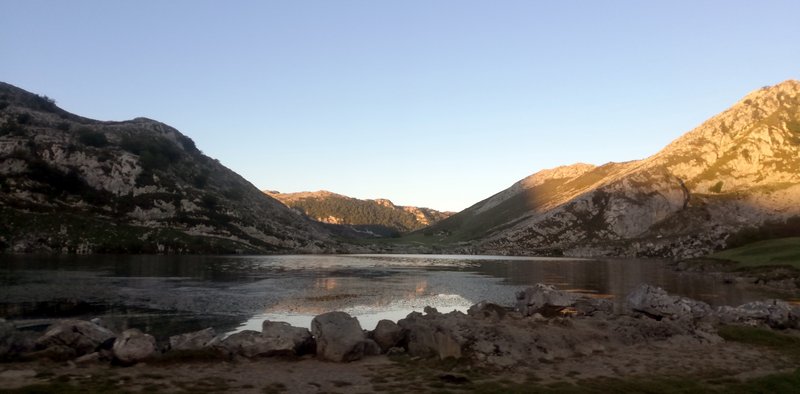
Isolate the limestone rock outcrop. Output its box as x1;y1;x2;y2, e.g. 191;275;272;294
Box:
168;327;219;351
34;319;115;357
311;312;379;362
425;80;800;258
626;284;713;320
112;329;156;364
0;81;334;254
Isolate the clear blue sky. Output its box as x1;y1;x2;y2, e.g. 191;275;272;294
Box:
2;1;798;211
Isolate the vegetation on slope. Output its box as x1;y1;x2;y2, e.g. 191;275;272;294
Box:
711;237;800;269
268;191;451;236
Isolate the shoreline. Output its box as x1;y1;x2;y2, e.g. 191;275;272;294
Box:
2;283;800;392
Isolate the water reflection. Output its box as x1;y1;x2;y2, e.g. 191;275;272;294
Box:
0;254;781;338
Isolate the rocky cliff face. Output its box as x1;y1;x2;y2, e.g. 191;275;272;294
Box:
266;190;452;236
0;82;334;254
423;80;800;258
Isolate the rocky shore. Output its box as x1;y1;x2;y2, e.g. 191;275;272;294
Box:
2;283;800;392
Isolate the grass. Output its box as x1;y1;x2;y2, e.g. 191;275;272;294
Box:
711;237;800;269
368;333;800;394
718;325;800;360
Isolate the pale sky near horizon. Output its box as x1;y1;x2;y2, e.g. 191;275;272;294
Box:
1;1;799;211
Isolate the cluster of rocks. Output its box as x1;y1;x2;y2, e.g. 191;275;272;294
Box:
2;283;799;367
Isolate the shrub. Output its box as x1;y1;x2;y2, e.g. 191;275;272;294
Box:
727;216;800;247
223;188;244;201
0;101;8;111
192;170;210;188
0;120;25;136
57;122;71;132
201;194;218;210
16;113;31;125
31;94;57;112
77;128;108;147
709;181;723;193
120;133;182;171
177;134;199;154
787;120;800;134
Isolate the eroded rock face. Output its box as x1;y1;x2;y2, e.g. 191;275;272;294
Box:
626;284;712;320
370;320;404;353
261;321;315;355
717;300;800;329
35;319;115;356
515;284;578;317
311;312;378;362
168;327;219;351
112;329;156;364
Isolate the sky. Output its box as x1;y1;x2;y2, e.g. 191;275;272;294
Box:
1;1;799;212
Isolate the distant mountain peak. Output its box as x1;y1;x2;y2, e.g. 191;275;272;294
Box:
265;190;451;235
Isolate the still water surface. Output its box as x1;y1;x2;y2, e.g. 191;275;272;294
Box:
0;254;776;338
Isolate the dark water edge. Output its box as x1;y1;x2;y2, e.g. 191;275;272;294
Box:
0;254;782;339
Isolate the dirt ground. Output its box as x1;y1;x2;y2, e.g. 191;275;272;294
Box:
1;338;797;393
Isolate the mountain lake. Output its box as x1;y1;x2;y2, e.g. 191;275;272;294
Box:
0;254;784;340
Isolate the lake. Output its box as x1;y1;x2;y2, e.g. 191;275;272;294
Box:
0;254;778;339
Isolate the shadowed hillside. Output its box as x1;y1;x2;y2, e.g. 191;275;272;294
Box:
0;82;335;254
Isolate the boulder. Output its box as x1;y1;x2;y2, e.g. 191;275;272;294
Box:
717;299;800;329
223;330;281;358
311;311;376;362
626;284;711;320
574;298;614;316
467;301;509;320
74;352;102;364
1;320;36;360
35;319;115;356
224;324;314;358
262;321;315;355
515;284;577;317
169;328;219;351
112;329;156;364
370;320;404;352
24;345;77;361
397;311;467;360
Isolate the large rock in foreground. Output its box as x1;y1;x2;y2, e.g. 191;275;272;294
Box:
626;284;712;320
370;319;404;353
311;312;379;362
398;308;468;360
112;329;156;364
1;320;36;360
717;300;800;329
262;321;315;355
35;319;115;357
168;327;219;351
515;284;577;317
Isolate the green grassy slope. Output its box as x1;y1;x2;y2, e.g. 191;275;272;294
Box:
712;237;800;269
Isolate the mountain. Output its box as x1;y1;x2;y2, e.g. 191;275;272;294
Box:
0;82;335;254
265;190;452;237
418;80;800;258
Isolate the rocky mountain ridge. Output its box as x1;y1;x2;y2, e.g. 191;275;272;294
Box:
265;190;452;237
0;82;335;254
421;80;800;258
